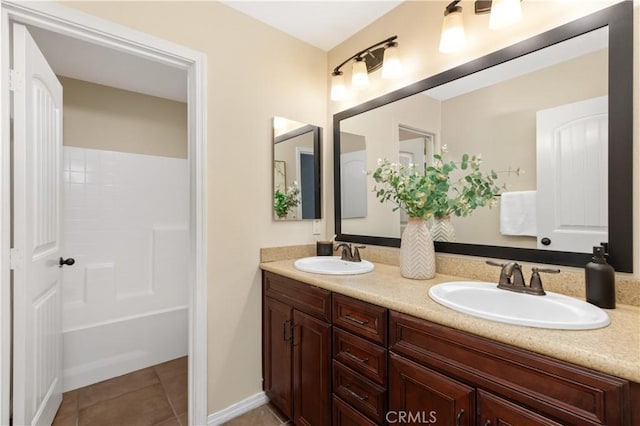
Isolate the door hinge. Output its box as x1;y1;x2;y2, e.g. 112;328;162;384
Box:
9;69;24;92
9;248;22;270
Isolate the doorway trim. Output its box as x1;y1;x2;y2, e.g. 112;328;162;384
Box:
0;1;208;424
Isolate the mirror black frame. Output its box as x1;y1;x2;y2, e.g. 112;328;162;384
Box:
274;123;322;219
333;2;633;272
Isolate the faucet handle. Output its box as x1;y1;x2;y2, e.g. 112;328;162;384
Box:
486;260;507;268
486;260;512;286
527;267;560;296
352;245;365;262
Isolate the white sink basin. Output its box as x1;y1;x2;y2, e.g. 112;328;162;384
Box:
294;256;374;275
429;281;610;330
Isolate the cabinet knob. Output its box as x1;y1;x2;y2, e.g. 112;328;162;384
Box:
455;409;464;426
483;420;491;426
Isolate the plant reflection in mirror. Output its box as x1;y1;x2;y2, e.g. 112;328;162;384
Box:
274;182;301;219
371;145;521;220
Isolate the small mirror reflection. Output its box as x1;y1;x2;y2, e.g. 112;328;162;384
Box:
273;117;321;220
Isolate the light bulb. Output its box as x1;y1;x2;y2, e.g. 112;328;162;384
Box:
351;58;369;89
489;0;522;30
330;72;346;101
382;43;402;79
439;6;465;53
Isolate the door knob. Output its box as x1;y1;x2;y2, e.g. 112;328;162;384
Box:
59;257;75;267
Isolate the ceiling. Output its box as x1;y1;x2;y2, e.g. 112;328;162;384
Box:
28;25;188;103
27;1;403;102
221;1;404;51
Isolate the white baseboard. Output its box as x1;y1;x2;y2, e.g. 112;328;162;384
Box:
207;392;269;425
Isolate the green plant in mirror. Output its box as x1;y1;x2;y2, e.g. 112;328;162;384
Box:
274;183;301;219
372;147;519;220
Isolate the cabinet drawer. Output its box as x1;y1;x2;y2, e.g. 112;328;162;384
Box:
333;294;387;345
333;395;378;426
389;311;630;426
333;328;386;386
333;360;386;424
263;271;331;322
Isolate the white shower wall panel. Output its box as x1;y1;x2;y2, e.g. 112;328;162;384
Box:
61;147;188;390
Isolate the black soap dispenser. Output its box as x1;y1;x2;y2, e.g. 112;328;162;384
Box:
585;245;615;309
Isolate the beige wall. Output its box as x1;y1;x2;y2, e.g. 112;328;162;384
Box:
60;76;187;158
62;0;327;415
328;0;639;277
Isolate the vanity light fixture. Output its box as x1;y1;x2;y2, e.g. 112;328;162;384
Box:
330;35;401;101
439;0;523;53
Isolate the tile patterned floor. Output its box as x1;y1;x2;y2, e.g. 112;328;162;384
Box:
222;404;291;426
52;357;187;426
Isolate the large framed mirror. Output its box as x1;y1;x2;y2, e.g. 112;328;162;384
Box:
273;116;321;220
333;2;633;272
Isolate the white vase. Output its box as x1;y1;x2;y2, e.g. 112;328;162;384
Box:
431;215;455;242
400;217;436;280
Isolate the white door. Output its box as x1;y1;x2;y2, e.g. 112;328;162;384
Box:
340;150;367;219
536;96;608;252
12;23;64;426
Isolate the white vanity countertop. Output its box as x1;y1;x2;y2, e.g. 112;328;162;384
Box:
260;259;640;383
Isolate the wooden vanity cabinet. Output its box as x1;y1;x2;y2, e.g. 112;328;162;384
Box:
263;272;332;425
263;272;636;425
389;311;631;425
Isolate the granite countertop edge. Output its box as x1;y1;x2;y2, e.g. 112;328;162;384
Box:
260;259;640;383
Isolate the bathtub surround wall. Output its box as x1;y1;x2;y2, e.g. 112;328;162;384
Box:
60;78;189;391
62;147;189;390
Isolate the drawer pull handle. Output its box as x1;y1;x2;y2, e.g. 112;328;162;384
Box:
455;409;464;426
345;348;369;364
344;384;368;401
344;314;368;325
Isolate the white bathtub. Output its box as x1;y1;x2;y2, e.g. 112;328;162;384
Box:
62;306;188;391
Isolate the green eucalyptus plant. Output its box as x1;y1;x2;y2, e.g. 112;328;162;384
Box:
372;146;519;220
274;183;301;219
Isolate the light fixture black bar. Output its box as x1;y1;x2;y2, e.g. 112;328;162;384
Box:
474;0;492;14
332;35;398;76
445;0;462;14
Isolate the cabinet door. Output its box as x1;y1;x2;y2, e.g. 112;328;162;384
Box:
478;390;563;426
263;297;293;418
293;310;331;426
389;353;474;426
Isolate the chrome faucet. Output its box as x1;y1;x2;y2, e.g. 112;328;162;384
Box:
487;260;560;296
335;243;366;262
